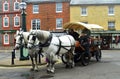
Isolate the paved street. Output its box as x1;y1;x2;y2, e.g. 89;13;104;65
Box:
0;50;120;79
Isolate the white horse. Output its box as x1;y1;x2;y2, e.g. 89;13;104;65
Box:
15;30;41;71
27;30;76;73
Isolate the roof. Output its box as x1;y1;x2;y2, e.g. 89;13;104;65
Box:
70;0;120;5
25;0;71;3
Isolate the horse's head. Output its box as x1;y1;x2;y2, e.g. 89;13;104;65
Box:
15;30;25;49
27;31;37;49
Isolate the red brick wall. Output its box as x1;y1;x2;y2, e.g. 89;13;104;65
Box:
26;2;70;31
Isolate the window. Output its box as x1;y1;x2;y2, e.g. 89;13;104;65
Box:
4;34;9;44
3;15;9;27
56;3;62;13
14;0;19;11
3;1;9;11
108;21;115;30
108;6;114;15
56;18;63;29
31;19;40;30
81;7;87;16
14;14;20;27
33;5;39;14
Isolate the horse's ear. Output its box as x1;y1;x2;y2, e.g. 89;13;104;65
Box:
16;30;19;35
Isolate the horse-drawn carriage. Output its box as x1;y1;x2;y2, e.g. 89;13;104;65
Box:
15;22;103;73
62;22;103;66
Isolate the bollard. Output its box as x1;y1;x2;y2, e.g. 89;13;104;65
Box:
11;49;15;65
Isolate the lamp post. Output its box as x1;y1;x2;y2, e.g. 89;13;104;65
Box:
19;1;29;60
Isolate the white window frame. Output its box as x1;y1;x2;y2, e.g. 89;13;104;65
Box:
4;33;9;45
81;7;87;16
3;1;9;11
14;0;20;11
14;14;20;27
3;15;9;27
33;5;39;14
56;18;63;29
108;21;115;30
56;3;62;13
108;6;114;16
31;19;40;30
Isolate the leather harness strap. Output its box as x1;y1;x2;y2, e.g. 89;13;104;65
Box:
56;37;62;55
39;33;53;47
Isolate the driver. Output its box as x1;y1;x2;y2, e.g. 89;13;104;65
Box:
79;30;90;56
68;29;79;40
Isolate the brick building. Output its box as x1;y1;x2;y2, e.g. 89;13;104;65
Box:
0;0;21;49
0;0;71;49
25;0;71;31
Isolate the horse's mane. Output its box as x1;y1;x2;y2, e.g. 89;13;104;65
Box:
22;32;29;43
30;30;51;43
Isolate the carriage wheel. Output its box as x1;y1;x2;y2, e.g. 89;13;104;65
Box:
81;53;91;66
61;54;67;64
96;49;102;62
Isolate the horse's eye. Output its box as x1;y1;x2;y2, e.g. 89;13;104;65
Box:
20;37;23;40
32;36;36;41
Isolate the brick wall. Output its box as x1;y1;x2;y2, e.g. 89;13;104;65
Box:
26;2;70;31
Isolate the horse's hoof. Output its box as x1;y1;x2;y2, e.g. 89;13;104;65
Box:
65;64;69;68
30;68;34;71
47;70;54;74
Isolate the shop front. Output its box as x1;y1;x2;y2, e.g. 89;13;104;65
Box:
91;31;120;50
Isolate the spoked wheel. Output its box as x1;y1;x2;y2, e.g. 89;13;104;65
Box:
95;49;102;62
74;53;81;63
61;54;67;64
81;52;91;66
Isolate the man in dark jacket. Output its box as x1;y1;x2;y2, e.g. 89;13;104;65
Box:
79;32;90;56
68;29;79;40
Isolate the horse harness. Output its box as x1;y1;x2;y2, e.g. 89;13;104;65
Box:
55;36;75;55
16;33;24;46
39;33;53;47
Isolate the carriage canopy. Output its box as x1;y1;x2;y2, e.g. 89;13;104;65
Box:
63;22;104;31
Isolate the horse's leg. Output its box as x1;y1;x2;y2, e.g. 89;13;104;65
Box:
34;53;39;72
67;48;75;68
46;53;56;73
29;54;35;71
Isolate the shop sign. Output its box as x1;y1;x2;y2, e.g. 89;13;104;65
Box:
0;30;16;34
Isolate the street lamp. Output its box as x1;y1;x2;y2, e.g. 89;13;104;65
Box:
20;1;27;31
19;1;29;60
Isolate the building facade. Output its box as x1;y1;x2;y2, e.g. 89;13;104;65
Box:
70;0;120;31
0;0;71;49
0;0;21;49
25;0;71;32
70;0;120;49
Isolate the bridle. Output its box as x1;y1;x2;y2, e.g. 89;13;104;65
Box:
28;34;37;47
16;33;24;46
28;33;53;48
